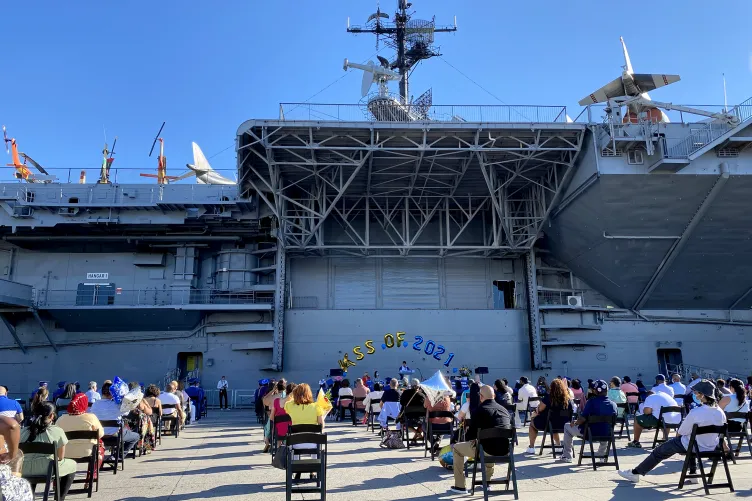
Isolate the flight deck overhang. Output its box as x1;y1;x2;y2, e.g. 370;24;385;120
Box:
237;115;585;258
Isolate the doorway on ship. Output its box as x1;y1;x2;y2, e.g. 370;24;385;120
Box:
492;280;516;309
657;348;683;377
177;352;203;381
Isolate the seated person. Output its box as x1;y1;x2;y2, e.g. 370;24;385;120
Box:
0;415;34;500
54;383;77;417
90;382;140;456
425;389;454;454
56;393;104;483
515;376;538;428
526;378;573;453
21;402;77;500
619;380;726;484
627;390;680;448
337;379;354;419
559;380;616;463
159;383;185;429
400;379;425;441
352;378;370;410
363;382;384;417
608;377;627;417
720;379;750;434
449;385;511;494
377;379;402;429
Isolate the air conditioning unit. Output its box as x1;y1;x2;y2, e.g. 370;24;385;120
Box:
567;295;583;307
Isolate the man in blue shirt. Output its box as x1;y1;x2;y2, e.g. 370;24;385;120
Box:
185;378;205;421
559;379;617;463
0;385;23;423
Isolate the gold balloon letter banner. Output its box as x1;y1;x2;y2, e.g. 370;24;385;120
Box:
337;332;457;372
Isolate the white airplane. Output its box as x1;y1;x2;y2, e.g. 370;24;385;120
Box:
173;142;235;185
579;37;680;123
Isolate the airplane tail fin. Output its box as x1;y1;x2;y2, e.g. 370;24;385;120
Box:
191;142;213;172
620;36;634;74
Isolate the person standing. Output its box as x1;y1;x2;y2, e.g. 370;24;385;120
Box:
217;376;229;411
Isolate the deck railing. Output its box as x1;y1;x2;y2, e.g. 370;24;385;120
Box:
35;288;273;307
279;103;570;123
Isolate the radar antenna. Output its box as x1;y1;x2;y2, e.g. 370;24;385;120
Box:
347;0;456;103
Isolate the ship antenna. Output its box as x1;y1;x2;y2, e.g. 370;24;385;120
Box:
722;73;728;113
347;0;456;103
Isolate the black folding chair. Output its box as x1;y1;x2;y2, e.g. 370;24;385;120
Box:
724;411;751;463
161;404;180;437
522;397;540;427
285;432;327;501
401;406;426;450
366;398;381;432
425;411;456;460
538;408;572;458
349;397;366;426
679;423;734;495
651;406;682;448
271;414;293;459
64;430;100;498
625;392;640;415
470;428;518;501
501;403;519;446
99;420;124;474
20;441;61;501
577;415;619;470
151;406;162;446
615;403;631;441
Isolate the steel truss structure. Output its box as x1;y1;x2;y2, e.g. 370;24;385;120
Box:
237;120;585;258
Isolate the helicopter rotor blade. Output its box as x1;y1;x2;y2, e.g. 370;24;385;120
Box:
20;153;50;175
148;122;166;157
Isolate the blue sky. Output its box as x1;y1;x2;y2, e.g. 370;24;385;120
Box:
2;1;750;182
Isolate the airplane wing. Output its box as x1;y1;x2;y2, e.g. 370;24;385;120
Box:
19;153;49;175
632;74;680;92
578;77;625;106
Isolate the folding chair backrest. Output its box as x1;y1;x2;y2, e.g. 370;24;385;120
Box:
64;430;100;441
428;411;455;420
369;398;381;411
502;403;516;415
477;427;513;458
286;432;327;447
659;406;683;426
352;397;366;407
688;423;727;453
725;411;747;422
162;404;177;410
584;414;616;439
19;441;57;455
152;406;161;416
98;419;121;430
275;414;292;424
527;397;540;407
289;423;322;434
616;403;628;413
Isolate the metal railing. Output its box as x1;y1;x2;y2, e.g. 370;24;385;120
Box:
35;288;273;307
1;183;238;204
663;122;734;159
666;363;748;383
0;167;238;186
538;289;590;307
279;103;570;123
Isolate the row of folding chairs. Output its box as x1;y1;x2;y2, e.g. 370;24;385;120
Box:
20;405;188;501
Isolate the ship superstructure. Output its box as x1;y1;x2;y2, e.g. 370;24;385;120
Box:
0;2;751;399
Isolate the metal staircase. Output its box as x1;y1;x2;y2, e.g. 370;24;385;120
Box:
666;363;747;383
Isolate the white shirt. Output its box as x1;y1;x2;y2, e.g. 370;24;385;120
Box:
652;383;674;397
85;390;101;404
160;392;181;414
723;397;750;422
516;384;538;411
217;379;229;390
679;404;727;452
364;390;384;413
91;398;126;435
685;378;702;394
670;382;686;397
642;393;681;424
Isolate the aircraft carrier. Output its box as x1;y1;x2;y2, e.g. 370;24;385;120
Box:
1;1;750;403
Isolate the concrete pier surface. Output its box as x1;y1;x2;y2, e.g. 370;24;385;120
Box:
84;411;751;500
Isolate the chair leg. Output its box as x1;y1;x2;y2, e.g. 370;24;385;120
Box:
480;454;489;501
589;438;597;471
538;426;547;456
577;434;586;466
678;452;691;489
611;439;619;469
510;457;519;501
470;453;478;495
721;452;735;492
697;453;710;495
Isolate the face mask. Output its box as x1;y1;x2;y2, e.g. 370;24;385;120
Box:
692;394;702;405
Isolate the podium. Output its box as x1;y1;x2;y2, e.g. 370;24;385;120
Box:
398;369;415;377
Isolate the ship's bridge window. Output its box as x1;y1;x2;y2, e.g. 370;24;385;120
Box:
24;191;35;203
